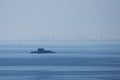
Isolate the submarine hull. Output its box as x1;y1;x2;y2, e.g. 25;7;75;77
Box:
30;51;55;54
30;48;56;54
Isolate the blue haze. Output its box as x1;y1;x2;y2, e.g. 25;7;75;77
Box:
0;1;120;80
0;0;120;40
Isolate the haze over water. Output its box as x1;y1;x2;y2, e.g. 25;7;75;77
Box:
0;0;120;80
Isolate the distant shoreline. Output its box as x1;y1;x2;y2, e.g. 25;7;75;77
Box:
0;39;120;45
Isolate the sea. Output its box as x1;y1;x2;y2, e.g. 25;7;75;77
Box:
0;41;120;80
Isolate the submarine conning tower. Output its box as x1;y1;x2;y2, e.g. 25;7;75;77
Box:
38;48;44;51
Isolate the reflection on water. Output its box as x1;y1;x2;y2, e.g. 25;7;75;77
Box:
0;44;120;80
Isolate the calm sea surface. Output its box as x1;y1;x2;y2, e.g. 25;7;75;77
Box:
0;44;120;80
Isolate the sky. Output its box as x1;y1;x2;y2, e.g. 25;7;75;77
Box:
0;0;120;41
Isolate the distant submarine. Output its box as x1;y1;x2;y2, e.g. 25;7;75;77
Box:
30;48;55;54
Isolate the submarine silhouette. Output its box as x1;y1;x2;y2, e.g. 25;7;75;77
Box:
30;48;55;53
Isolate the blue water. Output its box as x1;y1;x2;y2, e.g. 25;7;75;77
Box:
0;44;120;80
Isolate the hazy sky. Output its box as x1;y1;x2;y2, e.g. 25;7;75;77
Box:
0;0;120;40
